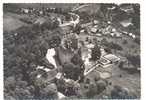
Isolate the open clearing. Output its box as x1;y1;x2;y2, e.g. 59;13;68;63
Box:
3;13;28;32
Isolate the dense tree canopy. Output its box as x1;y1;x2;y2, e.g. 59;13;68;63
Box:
4;17;63;99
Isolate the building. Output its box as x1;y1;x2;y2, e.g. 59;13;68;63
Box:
103;54;120;63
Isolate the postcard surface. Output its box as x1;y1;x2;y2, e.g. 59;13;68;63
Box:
3;2;141;100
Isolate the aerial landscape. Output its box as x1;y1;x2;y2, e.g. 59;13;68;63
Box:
3;3;140;99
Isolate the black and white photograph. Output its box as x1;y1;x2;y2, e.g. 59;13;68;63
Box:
3;3;141;99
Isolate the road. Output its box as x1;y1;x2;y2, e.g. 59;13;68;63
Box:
59;4;90;27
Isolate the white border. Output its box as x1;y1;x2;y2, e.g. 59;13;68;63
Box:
0;0;145;100
141;1;146;100
0;0;142;3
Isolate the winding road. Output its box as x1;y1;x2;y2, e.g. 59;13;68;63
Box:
59;4;90;27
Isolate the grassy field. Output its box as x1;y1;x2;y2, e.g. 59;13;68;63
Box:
3;13;28;32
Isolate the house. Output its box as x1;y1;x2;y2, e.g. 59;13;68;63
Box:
131;34;136;39
96;33;102;37
81;22;92;28
46;48;57;69
122;31;128;35
93;20;99;25
55;72;62;79
36;65;51;72
103;54;120;63
110;31;122;38
115;32;122;37
129;33;133;36
110;32;115;37
80;29;85;33
91;27;97;33
86;43;94;49
99;57;111;65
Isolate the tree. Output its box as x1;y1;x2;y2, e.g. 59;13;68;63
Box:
134;37;140;45
101;38;108;45
118;61;124;69
95;79;107;94
62;62;75;79
40;83;58;99
122;40;128;44
111;85;131;99
104;47;112;54
100;4;119;21
73;24;82;35
102;40;123;51
86;83;97;98
71;53;83;66
39;18;59;31
126;54;140;67
90;44;101;61
48;35;61;48
4;76;16;92
4;17;63;98
110;42;123;50
55;79;66;94
62;61;83;81
79;11;91;23
132;4;140;28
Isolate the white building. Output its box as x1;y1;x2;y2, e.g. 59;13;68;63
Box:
46;48;57;69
